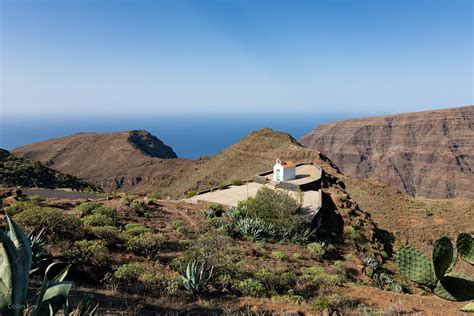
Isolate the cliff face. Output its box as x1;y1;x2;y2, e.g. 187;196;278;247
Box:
300;106;474;199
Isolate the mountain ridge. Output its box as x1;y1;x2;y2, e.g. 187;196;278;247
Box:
300;105;474;199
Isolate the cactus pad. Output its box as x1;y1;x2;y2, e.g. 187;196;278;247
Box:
432;236;454;280
434;274;474;301
457;233;474;265
396;246;436;285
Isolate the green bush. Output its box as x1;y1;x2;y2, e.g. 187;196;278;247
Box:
218;182;228;190
235;278;266;297
121;194;136;206
126;232;165;259
185;191;197;198
124;223;152;236
73;239;109;264
14;206;82;241
256;267;297;294
114;262;147;283
27;195;43;203
75;201;102;216
238;186;304;234
4;201;33;216
93;206;117;218
272;251;287;260
307;242;325;260
301;266;342;288
90;225;123;246
82;213;116;226
232;179;242;186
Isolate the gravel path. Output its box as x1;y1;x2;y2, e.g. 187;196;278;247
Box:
22;188;103;200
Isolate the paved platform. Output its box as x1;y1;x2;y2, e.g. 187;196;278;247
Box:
264;164;322;186
186;183;322;221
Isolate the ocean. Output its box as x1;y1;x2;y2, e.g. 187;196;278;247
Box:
0;114;356;159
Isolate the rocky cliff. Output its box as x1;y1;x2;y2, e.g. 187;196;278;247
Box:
300;106;474;199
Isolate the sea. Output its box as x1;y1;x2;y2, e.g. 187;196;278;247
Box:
0;113;360;159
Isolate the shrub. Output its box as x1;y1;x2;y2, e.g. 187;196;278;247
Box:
185;191;197;198
188;229;234;277
172;220;187;234
272;251;287;260
307;242;325;260
90;225;123;246
121;194;136;206
130;200;148;213
236;187;305;235
4;201;33;216
301;266;342;288
209;203;224;212
147;192;162;200
235;278;266;297
126;232;165;259
114;262;147;284
232;179;242;186
72;239;109;264
14;206;82;241
124;223;152;236
82;213;116;227
256;267;297;294
92;206;117;218
27;195;43;203
218;182;228;190
75;202;102;216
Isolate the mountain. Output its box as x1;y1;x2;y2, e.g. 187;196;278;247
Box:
12;128;334;196
12;130;188;193
300;106;474;199
0;149;94;190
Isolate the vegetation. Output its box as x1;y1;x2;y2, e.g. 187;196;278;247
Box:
396;233;474;301
14;206;82;241
0;214;93;315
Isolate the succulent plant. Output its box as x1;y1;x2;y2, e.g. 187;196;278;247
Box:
0;214;80;315
396;233;474;301
181;259;213;295
28;227;47;274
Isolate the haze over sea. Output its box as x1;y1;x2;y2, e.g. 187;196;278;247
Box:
1;112;360;159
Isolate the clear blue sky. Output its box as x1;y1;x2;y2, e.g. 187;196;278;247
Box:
1;0;472;118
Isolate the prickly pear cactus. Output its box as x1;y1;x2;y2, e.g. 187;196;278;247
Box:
434;274;474;301
457;233;474;265
432;236;454;280
395;246;436;286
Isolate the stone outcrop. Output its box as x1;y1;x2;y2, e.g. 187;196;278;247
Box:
300;106;474;199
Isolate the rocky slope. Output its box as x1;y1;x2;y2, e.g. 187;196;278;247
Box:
0;149;94;190
300;106;474;199
12;128;334;196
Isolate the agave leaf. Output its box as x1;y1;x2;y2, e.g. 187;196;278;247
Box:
35;281;73;315
457;233;474;265
0;230;26;316
6;215;32;311
432;236;454;280
434;274;474;301
395;246;436;285
460;302;474;312
51;264;71;282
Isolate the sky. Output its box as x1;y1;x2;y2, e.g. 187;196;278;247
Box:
0;0;473;119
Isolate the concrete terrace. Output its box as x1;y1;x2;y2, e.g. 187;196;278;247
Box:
186;163;323;221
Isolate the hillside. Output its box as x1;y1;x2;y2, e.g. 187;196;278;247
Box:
300;105;474;199
0;149;94;190
12;128;336;197
12;130;192;193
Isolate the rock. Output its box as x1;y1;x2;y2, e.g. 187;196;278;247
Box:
300;105;474;199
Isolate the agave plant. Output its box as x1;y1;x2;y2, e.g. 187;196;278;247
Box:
181;259;213;295
396;233;474;301
28;228;47;274
0;214;76;315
